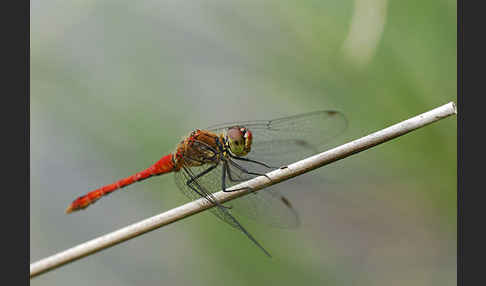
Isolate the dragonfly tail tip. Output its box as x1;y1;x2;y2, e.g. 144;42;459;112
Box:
65;205;74;214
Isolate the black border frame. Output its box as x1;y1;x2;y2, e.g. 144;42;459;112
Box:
4;0;29;284
459;0;483;285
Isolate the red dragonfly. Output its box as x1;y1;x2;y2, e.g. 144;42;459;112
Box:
66;110;347;256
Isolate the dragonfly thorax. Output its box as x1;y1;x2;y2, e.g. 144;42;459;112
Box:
225;126;252;157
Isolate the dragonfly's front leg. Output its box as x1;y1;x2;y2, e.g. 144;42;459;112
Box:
228;159;272;181
222;160;259;193
228;153;274;169
225;161;245;183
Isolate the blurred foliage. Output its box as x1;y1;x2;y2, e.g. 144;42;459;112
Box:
31;0;456;285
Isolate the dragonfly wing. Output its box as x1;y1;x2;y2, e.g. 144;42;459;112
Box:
224;160;300;228
174;164;240;229
228;188;300;228
174;163;273;256
175;161;301;228
208;110;347;168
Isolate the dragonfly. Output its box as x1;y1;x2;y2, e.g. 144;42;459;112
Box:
66;110;347;256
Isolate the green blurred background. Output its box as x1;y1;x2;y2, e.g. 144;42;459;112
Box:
30;0;456;285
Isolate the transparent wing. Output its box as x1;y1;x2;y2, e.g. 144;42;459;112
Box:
174;164;237;228
174;162;300;228
174;163;273;256
229;188;300;228
207;110;347;169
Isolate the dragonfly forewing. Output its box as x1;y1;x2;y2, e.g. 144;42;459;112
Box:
208;110;347;168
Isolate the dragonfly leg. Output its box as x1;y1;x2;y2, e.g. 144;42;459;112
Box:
185;164;217;186
220;162;232;208
228;153;274;169
184;165;219;203
184;166;231;210
224;161;245;183
228;159;272;181
223;160;254;193
221;162;227;191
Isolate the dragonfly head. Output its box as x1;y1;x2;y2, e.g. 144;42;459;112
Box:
226;126;252;156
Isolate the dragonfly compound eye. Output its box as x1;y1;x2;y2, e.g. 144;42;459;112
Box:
227;127;251;156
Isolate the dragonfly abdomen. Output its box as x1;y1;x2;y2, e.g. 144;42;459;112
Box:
66;154;177;213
